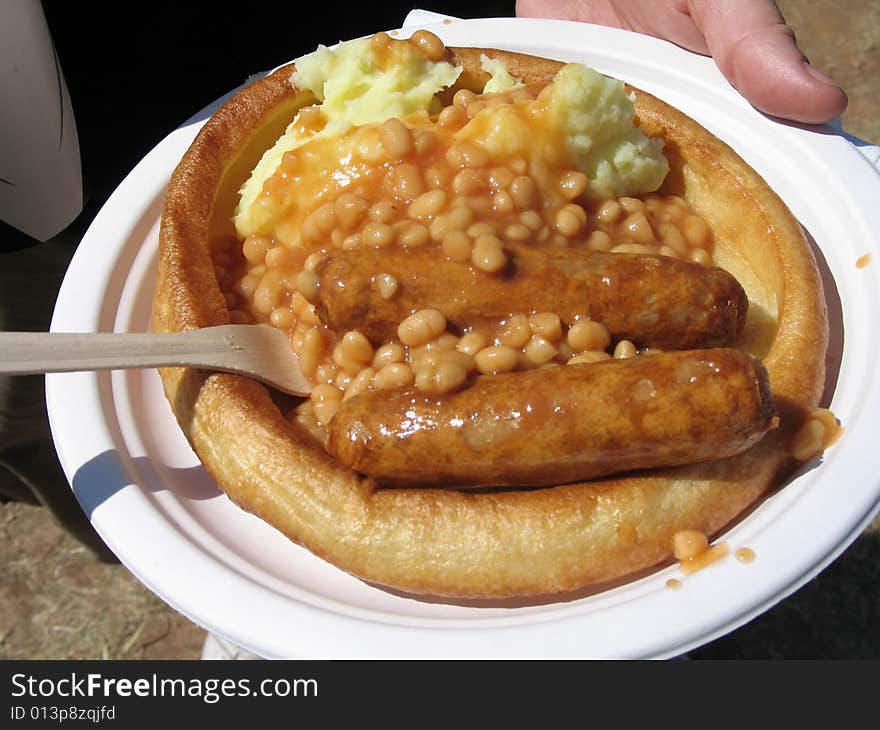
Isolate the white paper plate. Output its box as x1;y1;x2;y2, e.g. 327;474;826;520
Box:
46;16;880;659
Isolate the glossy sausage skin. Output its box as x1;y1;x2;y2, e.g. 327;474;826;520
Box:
314;247;747;350
327;348;775;487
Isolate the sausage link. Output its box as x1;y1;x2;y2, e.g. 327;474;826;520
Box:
313;247;747;349
326;348;776;487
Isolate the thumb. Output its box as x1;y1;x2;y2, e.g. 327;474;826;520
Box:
693;1;847;124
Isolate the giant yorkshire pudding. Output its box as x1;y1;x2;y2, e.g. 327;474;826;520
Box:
152;43;828;599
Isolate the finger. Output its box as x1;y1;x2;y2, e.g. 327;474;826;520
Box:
690;0;847;123
516;0;709;52
515;0;597;20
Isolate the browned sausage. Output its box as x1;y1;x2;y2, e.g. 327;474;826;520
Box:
313;247;747;350
326;348;775;487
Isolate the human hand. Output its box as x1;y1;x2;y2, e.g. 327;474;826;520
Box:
515;0;847;124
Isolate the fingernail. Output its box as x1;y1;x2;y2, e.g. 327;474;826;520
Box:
803;61;840;87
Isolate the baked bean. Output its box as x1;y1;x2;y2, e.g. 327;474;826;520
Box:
567;319;611;352
295;270;320;303
441;230;472;261
429;214;451;242
595;199;622;224
587;230;613;252
333;343;365;377
298;301;320;326
427;333;461;352
467;222;496;238
525;334;558;364
354;126;386;163
335;194;369;230
300;214;321;244
528;312;562;341
471;234;507;273
374;272;399;299
343;367;377;401
453;88;477;107
658;222;688;255
567;351;611;365
690;248;711;266
559;170;588;200
253;270;284;314
453;168;486;196
264;245;299;270
487;167;515;190
457;331;488;356
415;358;469;394
518;209;543;231
424;165;450;189
613;339;637;359
439;349;476;373
303;252;325;272
370;31;393;52
465;100;487;119
510;157;528;175
438;104;468;129
398;308;447;346
297;326;326;375
362;221;396;248
235;273;261;300
497;314;531;348
447;142;489;169
619;196;645;214
393;162;424;200
313;362;337;384
269;306;295;330
492;190;515;215
242;235;273;265
510;176;538;209
369;201;397;224
342;234;361;250
373;342;406;368
397;222;429;249
554;203;587;237
474;345;518;374
334;371;353;390
623;211;655;245
379;117;414;157
446;205;474;230
340;330;373;365
413;130;436;156
373;362;415;390
409;29;446;61
311;383;343;426
405;190;446;221
504;222;532;242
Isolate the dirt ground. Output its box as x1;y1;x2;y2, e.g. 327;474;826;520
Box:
1;0;878;660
